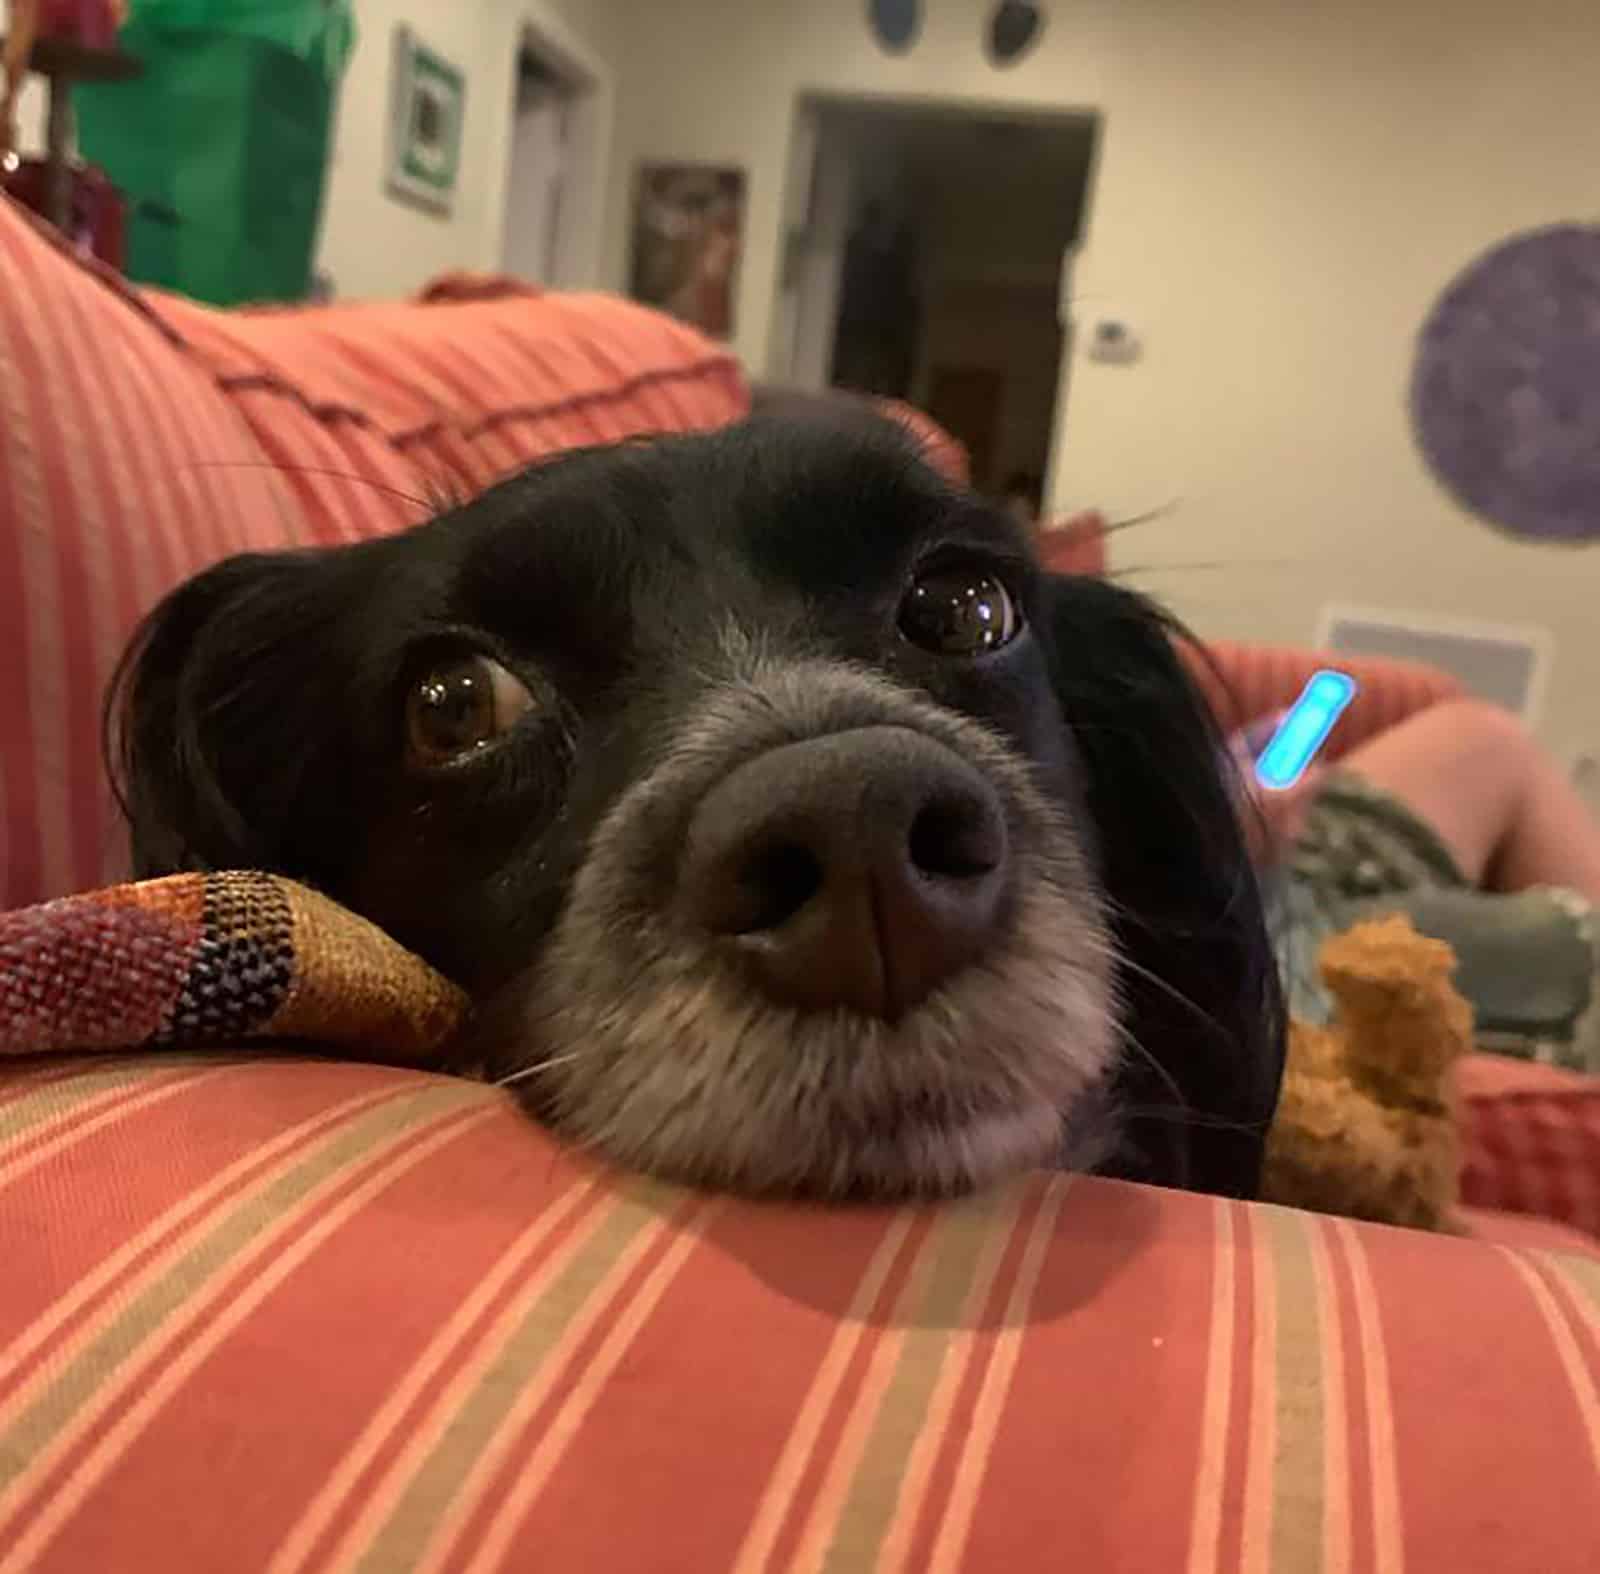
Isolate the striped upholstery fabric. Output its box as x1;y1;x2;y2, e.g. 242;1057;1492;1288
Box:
1460;1054;1600;1240
0;196;747;910
2;1055;1597;1573
140;283;748;541
0;200;304;910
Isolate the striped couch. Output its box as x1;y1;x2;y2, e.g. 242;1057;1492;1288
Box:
3;196;1599;1570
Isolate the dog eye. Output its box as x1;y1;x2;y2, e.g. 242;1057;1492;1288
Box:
898;563;1022;655
405;654;534;767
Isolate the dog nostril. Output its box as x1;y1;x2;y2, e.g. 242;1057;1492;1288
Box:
734;841;824;932
908;794;1004;880
680;727;1015;1018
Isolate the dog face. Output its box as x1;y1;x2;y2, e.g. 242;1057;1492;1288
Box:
112;418;1283;1202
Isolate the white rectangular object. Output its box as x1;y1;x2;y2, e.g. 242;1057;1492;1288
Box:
1314;604;1552;727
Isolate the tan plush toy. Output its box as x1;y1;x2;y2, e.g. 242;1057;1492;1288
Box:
1263;914;1475;1231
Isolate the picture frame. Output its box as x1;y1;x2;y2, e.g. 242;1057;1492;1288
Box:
627;164;746;341
386;25;466;217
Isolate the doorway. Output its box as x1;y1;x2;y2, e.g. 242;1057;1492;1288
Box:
775;98;1097;509
504;56;573;286
499;7;613;288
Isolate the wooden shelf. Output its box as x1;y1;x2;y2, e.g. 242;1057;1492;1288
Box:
1;32;142;236
2;34;143;84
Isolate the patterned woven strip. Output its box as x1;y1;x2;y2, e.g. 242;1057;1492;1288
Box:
0;874;467;1064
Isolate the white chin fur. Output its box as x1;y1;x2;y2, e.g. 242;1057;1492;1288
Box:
500;868;1118;1202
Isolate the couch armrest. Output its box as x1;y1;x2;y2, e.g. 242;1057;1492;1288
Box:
5;1056;1597;1571
1182;639;1466;759
1458;1053;1600;1239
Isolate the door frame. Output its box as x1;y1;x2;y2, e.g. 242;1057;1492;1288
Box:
774;90;1099;511
496;2;615;289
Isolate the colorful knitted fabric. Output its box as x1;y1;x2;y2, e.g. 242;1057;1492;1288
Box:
0;872;468;1063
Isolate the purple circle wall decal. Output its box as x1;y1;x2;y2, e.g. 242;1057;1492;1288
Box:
1410;223;1600;544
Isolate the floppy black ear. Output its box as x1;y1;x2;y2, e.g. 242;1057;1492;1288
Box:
106;548;360;885
1042;574;1286;1199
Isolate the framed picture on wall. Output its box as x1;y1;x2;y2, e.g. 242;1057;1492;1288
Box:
386;26;466;217
628;165;746;340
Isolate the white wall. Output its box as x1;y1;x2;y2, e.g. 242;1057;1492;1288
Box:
317;0;509;298
318;0;619;298
600;0;1600;767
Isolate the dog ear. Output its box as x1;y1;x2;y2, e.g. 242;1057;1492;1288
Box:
1041;574;1286;1199
106;548;360;884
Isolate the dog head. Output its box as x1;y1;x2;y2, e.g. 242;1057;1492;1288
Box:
110;417;1283;1201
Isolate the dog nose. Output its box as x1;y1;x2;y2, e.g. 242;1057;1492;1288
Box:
679;726;1012;1019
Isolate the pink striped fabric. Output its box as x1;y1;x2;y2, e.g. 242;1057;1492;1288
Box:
1460;1054;1600;1240
0;199;302;910
140;283;749;533
1;1055;1596;1573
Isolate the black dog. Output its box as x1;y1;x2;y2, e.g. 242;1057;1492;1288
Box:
110;417;1284;1202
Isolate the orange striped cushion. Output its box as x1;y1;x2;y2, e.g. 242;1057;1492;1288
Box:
139;285;750;541
0;199;305;910
1460;1054;1600;1240
3;1056;1596;1572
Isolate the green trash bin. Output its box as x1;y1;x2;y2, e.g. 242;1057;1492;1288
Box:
118;0;356;70
74;2;355;306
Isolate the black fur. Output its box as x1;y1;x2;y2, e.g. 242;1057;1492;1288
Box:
109;418;1284;1200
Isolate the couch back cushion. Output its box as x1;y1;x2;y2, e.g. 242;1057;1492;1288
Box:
140;283;750;545
1460;1053;1600;1239
2;1054;1597;1573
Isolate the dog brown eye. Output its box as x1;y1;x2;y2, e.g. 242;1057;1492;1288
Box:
899;565;1021;655
405;655;534;766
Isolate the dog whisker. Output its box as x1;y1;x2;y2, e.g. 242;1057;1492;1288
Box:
1110;1018;1193;1120
1113;1103;1271;1136
182;459;445;513
1103;941;1233;1046
1097;502;1183;537
493;1048;592;1087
